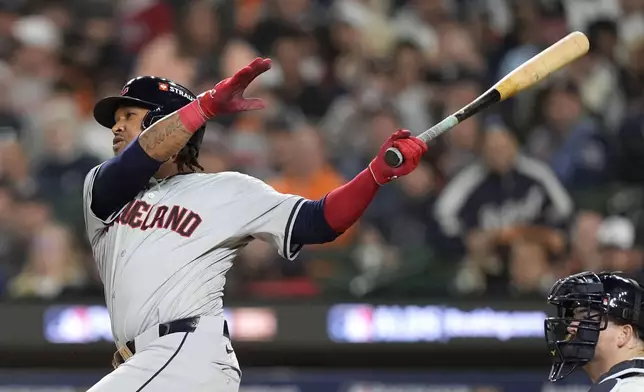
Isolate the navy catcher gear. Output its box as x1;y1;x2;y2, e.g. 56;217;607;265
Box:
545;271;644;381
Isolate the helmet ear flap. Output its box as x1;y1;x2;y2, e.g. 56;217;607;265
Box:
141;107;165;130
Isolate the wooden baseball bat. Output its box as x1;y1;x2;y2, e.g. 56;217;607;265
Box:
384;31;590;168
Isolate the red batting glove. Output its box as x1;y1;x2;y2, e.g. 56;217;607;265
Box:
368;129;428;185
198;57;272;117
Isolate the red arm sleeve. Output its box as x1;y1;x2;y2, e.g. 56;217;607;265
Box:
322;168;380;233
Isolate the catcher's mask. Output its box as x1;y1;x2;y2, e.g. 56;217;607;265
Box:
545;271;644;382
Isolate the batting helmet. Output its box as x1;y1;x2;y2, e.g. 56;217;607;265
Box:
545;271;644;381
93;76;205;157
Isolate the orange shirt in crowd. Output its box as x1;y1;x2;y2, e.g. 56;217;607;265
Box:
269;165;357;247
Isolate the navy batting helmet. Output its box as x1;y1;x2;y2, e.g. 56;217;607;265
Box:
93;76;205;157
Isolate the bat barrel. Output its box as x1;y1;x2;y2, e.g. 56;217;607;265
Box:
381;31;589;170
493;31;590;101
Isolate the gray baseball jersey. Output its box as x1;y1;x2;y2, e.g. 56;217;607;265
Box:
82;166;304;345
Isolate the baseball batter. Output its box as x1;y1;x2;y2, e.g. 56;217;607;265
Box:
83;58;426;391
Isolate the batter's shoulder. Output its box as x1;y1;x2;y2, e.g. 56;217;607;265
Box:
218;171;276;192
210;171;257;181
174;171;272;191
82;163;105;193
84;162;103;180
180;171;260;183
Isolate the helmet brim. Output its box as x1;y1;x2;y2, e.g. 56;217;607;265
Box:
93;96;158;129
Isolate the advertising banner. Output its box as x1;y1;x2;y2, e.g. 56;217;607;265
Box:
35;301;549;347
0;300;557;368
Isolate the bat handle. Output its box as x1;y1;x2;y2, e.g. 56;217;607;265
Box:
384;147;404;168
384;136;431;168
383;116;459;168
384;134;430;167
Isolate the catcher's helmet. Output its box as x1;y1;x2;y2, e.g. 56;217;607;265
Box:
545;271;644;382
93;76;205;157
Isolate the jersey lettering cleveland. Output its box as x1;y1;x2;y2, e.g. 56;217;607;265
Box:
82;167;304;345
108;201;202;237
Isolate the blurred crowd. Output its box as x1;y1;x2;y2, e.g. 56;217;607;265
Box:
0;0;643;301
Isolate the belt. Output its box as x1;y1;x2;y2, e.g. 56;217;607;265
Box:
117;316;230;361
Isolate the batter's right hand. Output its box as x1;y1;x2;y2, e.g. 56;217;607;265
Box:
196;57;272;117
369;129;428;185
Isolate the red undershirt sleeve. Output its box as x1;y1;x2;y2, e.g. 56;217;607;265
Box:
322;168;380;233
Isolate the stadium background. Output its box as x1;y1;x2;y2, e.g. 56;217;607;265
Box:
0;0;643;390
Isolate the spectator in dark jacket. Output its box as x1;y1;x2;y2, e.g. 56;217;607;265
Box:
434;124;573;296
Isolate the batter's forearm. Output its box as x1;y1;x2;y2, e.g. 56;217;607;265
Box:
138;97;210;162
322;168;379;232
290;168;380;245
138;112;195;162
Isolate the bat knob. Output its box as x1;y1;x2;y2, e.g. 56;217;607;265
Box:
384;147;403;168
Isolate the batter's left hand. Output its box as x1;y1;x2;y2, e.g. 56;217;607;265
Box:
197;57;272;117
369;129;428;185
